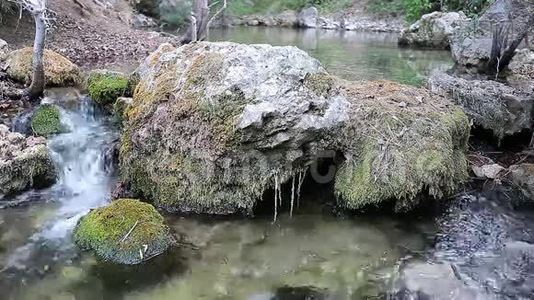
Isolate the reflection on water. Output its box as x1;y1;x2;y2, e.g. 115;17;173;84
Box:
209;27;453;85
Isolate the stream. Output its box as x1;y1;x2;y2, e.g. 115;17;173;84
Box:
1;28;534;299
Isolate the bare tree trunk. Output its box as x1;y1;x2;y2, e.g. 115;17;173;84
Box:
26;10;46;99
180;0;209;44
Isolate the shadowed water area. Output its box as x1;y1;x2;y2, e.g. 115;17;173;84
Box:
1;27;533;300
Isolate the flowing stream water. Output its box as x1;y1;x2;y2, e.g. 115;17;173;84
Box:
1;28;533;299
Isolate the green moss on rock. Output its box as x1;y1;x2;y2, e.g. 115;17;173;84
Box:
5;48;80;86
334;81;470;211
73;199;173;265
87;71;131;106
31;104;62;136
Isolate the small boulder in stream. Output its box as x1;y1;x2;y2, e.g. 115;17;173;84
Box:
31;104;62;136
119;42;470;215
4;48;80;87
298;7;319;28
86;70;133;108
0;125;57;199
73;198;173;265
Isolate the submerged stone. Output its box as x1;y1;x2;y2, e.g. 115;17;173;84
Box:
119;42;469;215
31;104;62;136
73;198;173;265
5;48;80;87
0;125;57;198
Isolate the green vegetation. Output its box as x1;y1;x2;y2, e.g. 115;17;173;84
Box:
73;199;173;265
367;0;493;22
31;104;62;136
87;71;131;107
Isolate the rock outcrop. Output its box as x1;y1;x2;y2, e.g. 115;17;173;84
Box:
119;42;469;215
298;7;318;28
450;0;534;70
0;125;57;199
398;11;470;49
73;198;173;265
5;48;80;87
428;72;533;139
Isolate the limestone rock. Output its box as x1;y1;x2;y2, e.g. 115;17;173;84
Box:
5;48;80;87
0;125;57;198
274;10;298;27
399;11;470;49
298;7;318;28
119;42;469;215
428;72;533;139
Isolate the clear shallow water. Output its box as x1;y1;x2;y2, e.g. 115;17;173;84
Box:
0;29;532;300
208;27;453;85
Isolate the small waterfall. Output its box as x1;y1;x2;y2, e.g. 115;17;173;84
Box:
1;91;118;274
40;96;118;239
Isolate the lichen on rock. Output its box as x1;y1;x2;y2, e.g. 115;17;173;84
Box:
5;48;80;87
73;198;173;265
87;70;132;107
31;104;62;136
119;42;470;215
0;125;57;198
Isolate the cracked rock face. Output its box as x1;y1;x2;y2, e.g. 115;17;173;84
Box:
0;125;57;199
120;42;469;215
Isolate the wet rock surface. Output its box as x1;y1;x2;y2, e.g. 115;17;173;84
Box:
509;163;534;201
393;188;534;299
0;125;57;199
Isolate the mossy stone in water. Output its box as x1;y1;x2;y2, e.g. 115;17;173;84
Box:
31;104;61;136
87;71;130;106
73;199;173;265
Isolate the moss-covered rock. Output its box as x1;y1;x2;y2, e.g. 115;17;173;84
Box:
73;199;173;265
87;70;131;107
31;104;62;136
5;48;80;86
0;125;57;198
119;42;469;215
334;81;470;211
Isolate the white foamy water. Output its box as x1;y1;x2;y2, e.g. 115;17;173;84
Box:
39;97;117;239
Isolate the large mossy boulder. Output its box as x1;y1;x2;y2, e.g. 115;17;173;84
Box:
87;70;132;107
0;125;57;198
5;48;80;87
31;104;62;136
73;199;173;265
119;42;470;215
